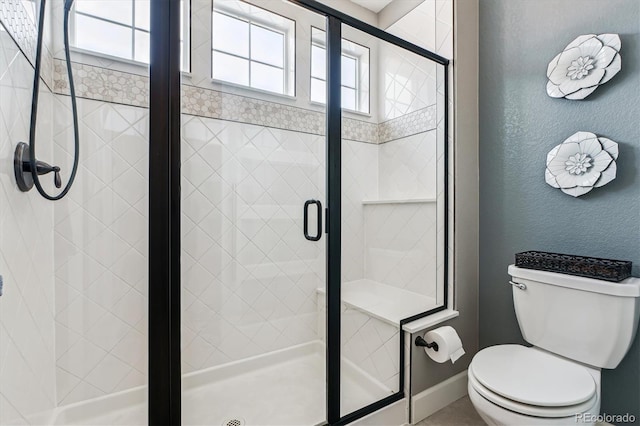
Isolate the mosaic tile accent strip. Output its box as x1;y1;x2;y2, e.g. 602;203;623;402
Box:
181;83;326;136
185;84;379;143
183;84;378;143
54;59;149;107
378;104;437;143
54;59;380;143
343;116;378;144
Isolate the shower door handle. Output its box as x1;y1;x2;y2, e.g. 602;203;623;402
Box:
303;199;323;241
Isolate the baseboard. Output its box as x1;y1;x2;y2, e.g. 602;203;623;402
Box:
410;370;468;424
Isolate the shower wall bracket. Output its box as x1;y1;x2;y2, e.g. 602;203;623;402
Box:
14;142;62;192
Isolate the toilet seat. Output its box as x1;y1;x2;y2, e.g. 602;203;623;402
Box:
468;345;598;418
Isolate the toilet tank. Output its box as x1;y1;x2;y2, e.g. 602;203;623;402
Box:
508;265;640;369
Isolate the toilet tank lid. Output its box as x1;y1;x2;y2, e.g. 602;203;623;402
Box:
508;265;640;297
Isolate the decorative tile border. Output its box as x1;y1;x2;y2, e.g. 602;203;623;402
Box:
183;85;379;143
378;104;437;143
3;1;436;144
343;116;378;144
54;60;435;145
54;59;380;143
54;60;149;106
182;83;325;136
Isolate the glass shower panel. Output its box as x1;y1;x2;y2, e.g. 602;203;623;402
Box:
340;23;444;416
436;64;447;307
0;0;149;423
181;1;327;424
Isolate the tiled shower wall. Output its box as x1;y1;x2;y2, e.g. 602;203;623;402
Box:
179;116;327;372
364;202;437;298
53;98;150;404
341;140;378;283
363;29;441;296
0;27;56;424
385;0;453;305
1;0;452;410
317;294;401;395
47;1;447;405
51;95;382;404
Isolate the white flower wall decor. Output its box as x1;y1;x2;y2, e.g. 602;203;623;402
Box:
545;131;618;197
546;34;622;100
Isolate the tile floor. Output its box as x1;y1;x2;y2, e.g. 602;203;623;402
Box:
418;396;486;426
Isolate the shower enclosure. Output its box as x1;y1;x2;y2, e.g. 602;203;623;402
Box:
0;0;449;424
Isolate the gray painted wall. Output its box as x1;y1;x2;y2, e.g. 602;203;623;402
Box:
410;316;473;393
480;0;640;422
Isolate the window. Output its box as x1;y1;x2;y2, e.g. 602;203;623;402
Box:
212;1;295;96
71;0;190;71
310;27;370;114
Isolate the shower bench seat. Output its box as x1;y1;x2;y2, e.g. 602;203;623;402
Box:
317;279;438;328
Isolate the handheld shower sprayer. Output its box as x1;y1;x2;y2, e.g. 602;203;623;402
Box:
14;0;79;200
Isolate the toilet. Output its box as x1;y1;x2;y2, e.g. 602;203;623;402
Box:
468;265;640;425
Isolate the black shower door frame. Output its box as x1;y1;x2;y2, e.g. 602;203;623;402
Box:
148;1;450;425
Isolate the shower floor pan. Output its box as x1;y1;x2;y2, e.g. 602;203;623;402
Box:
49;341;393;425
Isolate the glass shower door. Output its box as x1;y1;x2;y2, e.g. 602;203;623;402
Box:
338;21;447;418
180;1;328;425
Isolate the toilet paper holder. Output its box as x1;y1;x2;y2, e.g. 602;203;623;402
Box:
415;335;438;351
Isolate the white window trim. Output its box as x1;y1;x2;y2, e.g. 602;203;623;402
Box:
211;4;295;97
69;0;191;72
309;28;370;114
209;77;297;102
310;43;360;107
212;11;287;93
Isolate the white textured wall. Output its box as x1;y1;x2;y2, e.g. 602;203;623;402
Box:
0;29;56;424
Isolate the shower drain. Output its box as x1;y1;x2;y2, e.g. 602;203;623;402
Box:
222;418;245;426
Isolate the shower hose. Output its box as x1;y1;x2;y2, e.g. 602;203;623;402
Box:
29;0;79;200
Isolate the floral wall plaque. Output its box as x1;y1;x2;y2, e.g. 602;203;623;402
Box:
545;131;618;197
546;34;621;100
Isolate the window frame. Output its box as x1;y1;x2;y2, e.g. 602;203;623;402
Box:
211;2;295;96
309;26;370;114
69;0;191;72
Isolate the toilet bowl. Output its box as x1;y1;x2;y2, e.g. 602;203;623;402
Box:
467;265;640;426
468;345;600;425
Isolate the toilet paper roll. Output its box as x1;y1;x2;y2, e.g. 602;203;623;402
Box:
424;326;465;364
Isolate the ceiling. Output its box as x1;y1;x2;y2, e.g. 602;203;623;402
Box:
349;0;394;13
